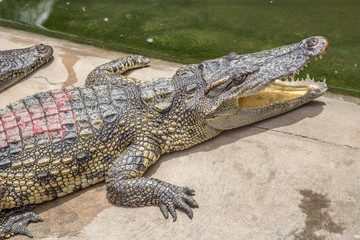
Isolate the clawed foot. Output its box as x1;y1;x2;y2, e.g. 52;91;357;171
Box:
0;206;43;238
158;184;199;222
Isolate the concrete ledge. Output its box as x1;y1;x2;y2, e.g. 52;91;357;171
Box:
1;27;359;240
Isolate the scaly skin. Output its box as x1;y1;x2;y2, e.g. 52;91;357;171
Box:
0;36;328;238
0;44;53;92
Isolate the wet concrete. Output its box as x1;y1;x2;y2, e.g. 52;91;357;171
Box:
295;190;345;240
0;27;359;240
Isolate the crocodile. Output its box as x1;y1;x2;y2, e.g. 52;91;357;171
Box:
0;36;328;238
0;44;53;92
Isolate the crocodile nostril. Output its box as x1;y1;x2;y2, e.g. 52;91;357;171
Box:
37;44;46;52
306;37;319;48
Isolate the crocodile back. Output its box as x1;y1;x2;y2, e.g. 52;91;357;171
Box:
0;83;132;209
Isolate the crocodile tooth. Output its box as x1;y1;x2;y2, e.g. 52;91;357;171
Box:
306;74;310;80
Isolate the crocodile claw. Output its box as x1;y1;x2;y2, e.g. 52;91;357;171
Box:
12;212;43;237
159;185;199;222
0;207;43;239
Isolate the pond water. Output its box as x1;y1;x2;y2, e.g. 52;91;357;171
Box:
0;0;359;96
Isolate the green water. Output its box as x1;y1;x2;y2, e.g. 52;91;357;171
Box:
0;0;359;97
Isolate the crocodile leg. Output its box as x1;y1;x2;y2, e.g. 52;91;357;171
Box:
105;141;198;222
85;55;150;86
0;186;42;239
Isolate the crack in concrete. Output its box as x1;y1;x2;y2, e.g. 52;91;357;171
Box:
250;125;359;150
34;76;65;86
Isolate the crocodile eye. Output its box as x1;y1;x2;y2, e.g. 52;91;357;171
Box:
204;76;232;98
186;86;196;94
186;84;197;94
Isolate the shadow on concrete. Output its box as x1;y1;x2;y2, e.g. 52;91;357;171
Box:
33;182;107;215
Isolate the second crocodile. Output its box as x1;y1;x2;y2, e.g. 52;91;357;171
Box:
0;44;53;92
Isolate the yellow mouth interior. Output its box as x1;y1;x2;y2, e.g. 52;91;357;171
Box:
236;80;312;108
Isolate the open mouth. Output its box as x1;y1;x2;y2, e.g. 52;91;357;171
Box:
236;56;327;109
236;77;327;108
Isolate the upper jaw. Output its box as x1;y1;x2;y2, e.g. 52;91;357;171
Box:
242;36;328;96
276;37;328;84
232;36;329;109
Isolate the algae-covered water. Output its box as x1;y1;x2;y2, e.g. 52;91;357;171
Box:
0;0;359;96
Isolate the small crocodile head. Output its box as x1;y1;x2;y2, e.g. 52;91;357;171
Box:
194;36;328;130
0;44;53;91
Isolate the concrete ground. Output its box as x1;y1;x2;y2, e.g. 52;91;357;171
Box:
1;27;359;240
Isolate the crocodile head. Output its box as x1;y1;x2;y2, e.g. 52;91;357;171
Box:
196;36;328;130
0;44;53;91
16;44;54;74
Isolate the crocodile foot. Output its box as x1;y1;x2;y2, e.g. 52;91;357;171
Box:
0;206;43;239
157;183;199;222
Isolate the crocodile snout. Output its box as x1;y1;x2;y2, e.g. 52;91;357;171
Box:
306;36;328;56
